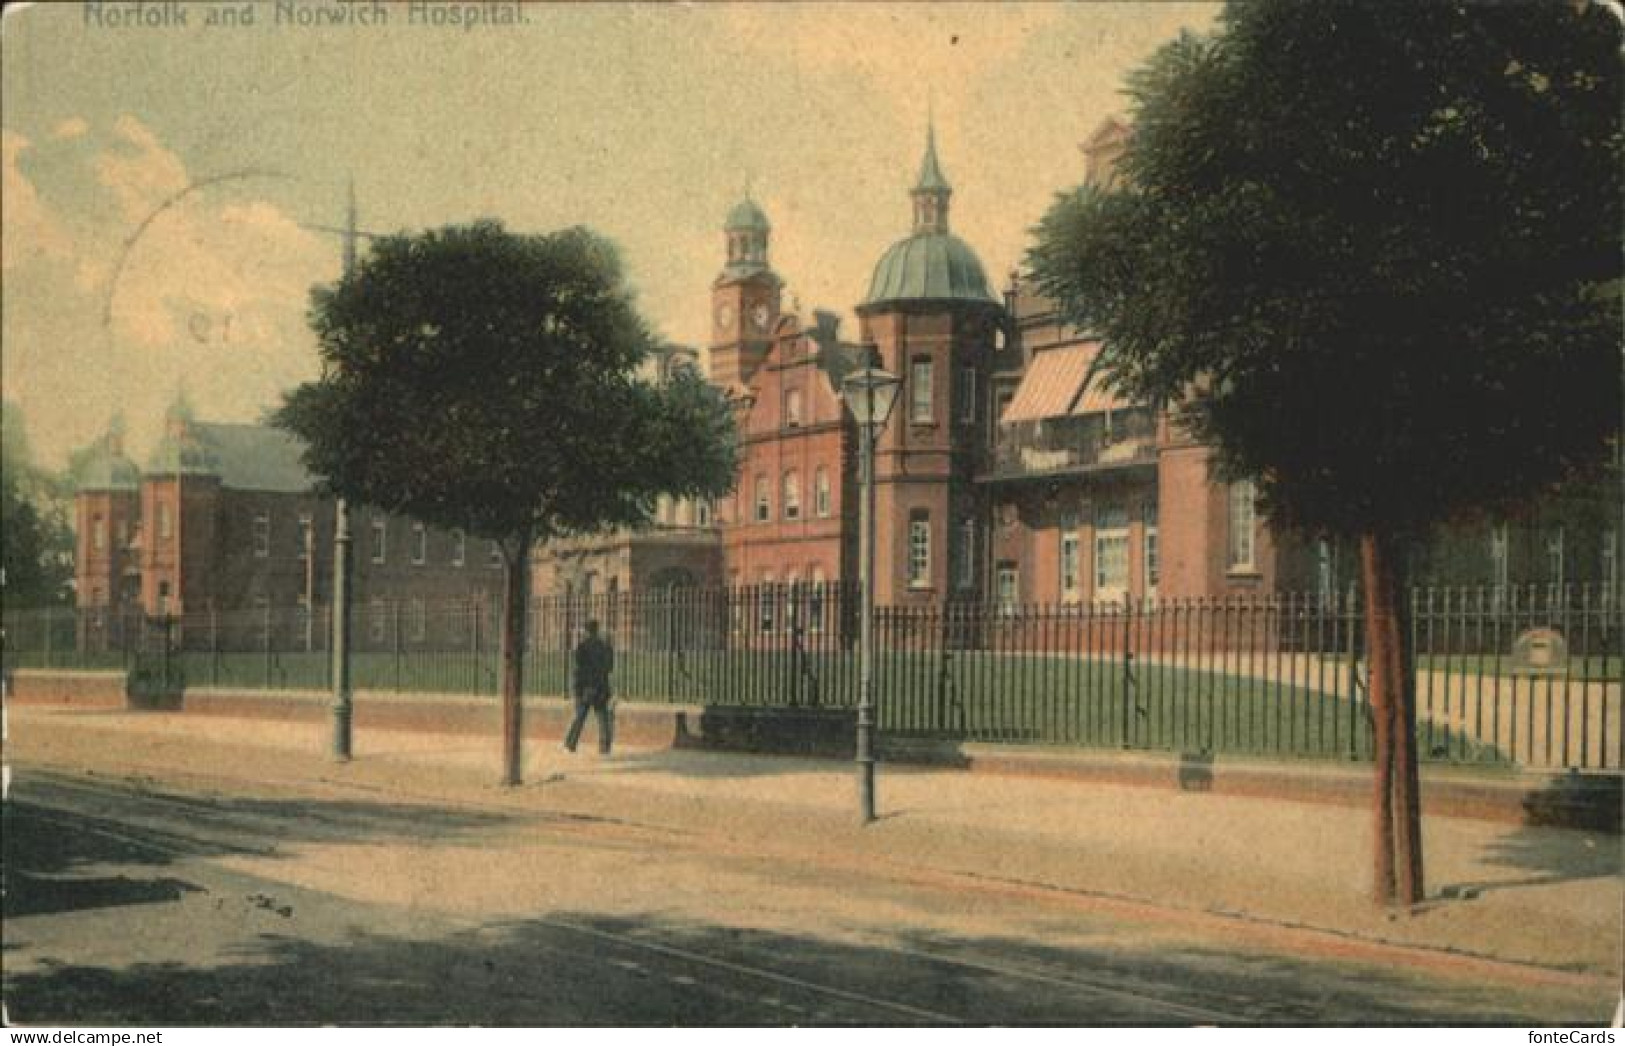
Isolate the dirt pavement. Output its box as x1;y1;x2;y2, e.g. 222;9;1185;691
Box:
4;705;1620;1001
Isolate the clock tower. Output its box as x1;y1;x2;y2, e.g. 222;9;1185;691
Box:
710;195;781;388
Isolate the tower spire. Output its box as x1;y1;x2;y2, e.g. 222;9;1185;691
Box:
911;119;952;233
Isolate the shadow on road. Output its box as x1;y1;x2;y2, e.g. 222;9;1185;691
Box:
1430;774;1622;899
3;905;1589;1026
1;779;525;920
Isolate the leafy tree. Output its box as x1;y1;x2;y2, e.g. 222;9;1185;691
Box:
1029;1;1621;904
277;222;741;784
2;469;73;607
2;403;74;608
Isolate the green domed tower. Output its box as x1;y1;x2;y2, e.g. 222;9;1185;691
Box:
139;392;223;617
711;192;782;388
73;417;142;614
855;125;1004;603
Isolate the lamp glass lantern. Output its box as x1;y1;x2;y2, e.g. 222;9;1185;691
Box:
841;366;903;430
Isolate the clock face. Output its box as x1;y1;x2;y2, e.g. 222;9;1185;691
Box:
716;303;734;330
750;303;771;331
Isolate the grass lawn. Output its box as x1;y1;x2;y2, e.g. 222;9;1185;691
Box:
12;646;1512;764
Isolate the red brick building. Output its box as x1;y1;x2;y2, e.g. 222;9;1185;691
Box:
73;398;505;637
703;120;1308;607
529;346;727;601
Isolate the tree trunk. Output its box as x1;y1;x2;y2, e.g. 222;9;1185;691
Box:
500;536;531;787
1392;554;1425;905
1359;531;1425;906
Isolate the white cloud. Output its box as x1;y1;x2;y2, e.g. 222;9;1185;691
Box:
94;113;190;223
1;130;72;271
4;115;332;467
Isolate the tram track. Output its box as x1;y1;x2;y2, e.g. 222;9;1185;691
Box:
9;768;1264;1024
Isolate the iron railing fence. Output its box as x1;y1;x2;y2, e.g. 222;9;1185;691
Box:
5;582;1619;770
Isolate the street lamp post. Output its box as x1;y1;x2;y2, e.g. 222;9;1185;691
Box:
331;498;353;761
841;364;902;824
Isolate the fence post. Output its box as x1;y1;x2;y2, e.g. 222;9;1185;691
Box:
665;594;677;700
42;606;53;669
1345;582;1361;761
1121;598;1137;748
471;600;482;695
263;601;274;688
162;615;174;692
393;600;403;694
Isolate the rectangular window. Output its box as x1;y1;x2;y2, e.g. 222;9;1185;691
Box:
1227;480;1256;570
158;502;173;540
957;517;977;589
809;564;826;633
908;510;931;588
758;572;776;634
412;523;427;565
92;514;106;552
371;518;387;564
253;511;271;558
1490;523;1510;590
1059;511;1080;597
957;365;977;423
996;563;1019;613
696;500;712;526
910;357;934;423
156;579;171;616
297;515;313;561
755;474;770;523
1315;539;1335;606
1143;501;1160;593
452;529;466;567
783;471;801;521
1095;532;1129;596
1095;502;1129;600
410;598;427;642
488;541;503;569
1603;530;1618;612
814;468;831;518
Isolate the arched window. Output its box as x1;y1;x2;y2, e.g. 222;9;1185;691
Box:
754;474;770;522
814;467;831;517
784;388;803;428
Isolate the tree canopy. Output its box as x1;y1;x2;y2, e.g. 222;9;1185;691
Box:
277;220;741;785
1029;0;1622;539
2;403;74;607
1028;0;1622;908
276;221;740;545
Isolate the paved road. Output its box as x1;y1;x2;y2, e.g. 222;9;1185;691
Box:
2;768;1596;1026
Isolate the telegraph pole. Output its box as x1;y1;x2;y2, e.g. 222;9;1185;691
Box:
330;179;359;761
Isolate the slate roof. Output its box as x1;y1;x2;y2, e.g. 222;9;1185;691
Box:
145;422;314;493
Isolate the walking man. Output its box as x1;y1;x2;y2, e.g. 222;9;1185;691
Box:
564;619;615;755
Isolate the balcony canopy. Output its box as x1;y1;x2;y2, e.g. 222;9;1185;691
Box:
999;343;1131;425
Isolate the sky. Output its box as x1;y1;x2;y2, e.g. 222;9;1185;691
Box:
2;0;1219;470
